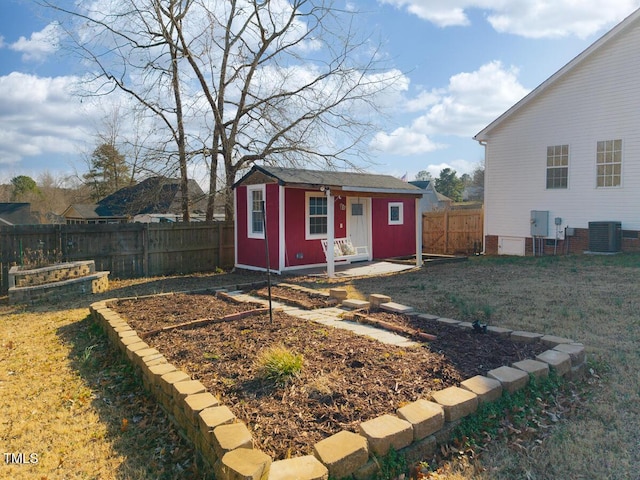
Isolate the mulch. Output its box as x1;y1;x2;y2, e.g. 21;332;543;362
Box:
111;289;547;461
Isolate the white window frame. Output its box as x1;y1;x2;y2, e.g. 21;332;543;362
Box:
305;192;328;240
546;144;569;189
388;202;404;225
247;185;265;239
596;139;622;188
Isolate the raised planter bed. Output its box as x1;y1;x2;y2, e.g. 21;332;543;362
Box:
8;260;109;304
91;287;587;479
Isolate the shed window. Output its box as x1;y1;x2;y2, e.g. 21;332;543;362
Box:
306;193;327;239
388;202;404;225
596;139;622;187
546;145;568;189
247;186;265;239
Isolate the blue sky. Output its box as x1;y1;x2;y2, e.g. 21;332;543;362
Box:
1;0;639;188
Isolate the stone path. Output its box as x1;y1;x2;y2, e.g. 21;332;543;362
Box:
226;291;419;348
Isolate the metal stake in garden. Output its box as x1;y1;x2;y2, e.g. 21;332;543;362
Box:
261;201;273;323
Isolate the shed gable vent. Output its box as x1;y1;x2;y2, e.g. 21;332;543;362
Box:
588;221;622;253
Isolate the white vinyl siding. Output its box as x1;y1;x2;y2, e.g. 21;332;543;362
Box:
483;17;640;240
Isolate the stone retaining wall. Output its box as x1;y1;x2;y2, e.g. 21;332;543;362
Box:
90;287;586;480
9;260;95;287
8;261;109;304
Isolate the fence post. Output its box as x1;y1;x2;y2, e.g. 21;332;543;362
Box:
444;210;449;254
142;223;149;277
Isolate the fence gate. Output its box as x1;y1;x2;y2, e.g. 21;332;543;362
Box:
422;208;483;255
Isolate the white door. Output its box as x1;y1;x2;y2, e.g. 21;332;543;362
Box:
347;197;371;257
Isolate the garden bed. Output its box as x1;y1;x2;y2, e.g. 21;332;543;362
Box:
112;292;547;460
251;283;337;309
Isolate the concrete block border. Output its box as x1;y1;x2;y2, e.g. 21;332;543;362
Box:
90;287;587;480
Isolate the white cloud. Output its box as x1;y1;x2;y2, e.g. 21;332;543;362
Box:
378;0;640;38
419;60;529;136
370;127;445;155
0;72;98;166
9;22;61;62
371;60;528;156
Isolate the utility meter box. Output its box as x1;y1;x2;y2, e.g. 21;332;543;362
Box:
530;210;549;236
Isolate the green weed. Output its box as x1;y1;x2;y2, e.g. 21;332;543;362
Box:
373;447;407;480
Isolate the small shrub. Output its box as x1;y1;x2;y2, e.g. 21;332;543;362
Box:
255;345;304;384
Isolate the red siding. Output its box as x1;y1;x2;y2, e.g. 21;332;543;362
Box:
236;184;279;269
237;182;416;268
283;188;347;267
371;198;416;259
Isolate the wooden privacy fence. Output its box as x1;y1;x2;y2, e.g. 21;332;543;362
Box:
0;222;235;294
422;208;484;255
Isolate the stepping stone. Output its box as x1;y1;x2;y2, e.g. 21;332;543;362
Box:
341;299;370;310
380;302;414;314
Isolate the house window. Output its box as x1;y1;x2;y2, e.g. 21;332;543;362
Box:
306;193;327;239
597;139;622;187
388;202;403;225
546;145;568;189
247;185;265;239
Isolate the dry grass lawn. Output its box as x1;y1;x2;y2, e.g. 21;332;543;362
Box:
1;255;639;479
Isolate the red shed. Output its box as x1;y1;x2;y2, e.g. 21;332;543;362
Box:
233;166;424;276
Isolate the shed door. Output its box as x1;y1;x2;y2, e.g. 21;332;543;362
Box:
347;197;370;254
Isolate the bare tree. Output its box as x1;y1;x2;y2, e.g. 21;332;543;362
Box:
174;0;401;219
45;0;196;220
46;0;401;220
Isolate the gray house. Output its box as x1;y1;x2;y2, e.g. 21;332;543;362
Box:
62;177;209;224
409;181;452;212
0;203;40;225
